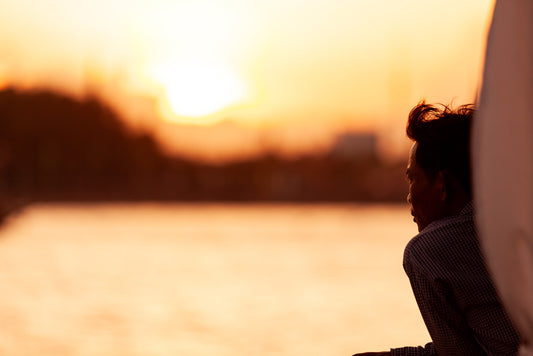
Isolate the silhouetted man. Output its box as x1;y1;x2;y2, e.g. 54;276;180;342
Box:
353;102;519;355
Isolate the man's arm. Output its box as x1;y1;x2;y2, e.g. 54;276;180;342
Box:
390;343;435;356
403;259;486;355
353;343;435;356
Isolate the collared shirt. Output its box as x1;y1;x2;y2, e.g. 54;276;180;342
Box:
391;203;520;356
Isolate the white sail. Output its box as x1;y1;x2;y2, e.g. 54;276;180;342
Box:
474;0;533;354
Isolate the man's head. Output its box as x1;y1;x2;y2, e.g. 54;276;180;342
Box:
405;102;474;232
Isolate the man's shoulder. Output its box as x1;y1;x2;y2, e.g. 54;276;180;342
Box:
403;213;480;277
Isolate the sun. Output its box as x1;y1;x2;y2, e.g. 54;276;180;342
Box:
148;62;247;124
135;0;254;124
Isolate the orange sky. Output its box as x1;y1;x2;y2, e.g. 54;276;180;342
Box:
0;0;495;161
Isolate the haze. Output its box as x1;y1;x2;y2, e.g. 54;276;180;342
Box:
0;0;494;161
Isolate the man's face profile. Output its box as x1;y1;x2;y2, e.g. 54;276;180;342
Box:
406;143;447;232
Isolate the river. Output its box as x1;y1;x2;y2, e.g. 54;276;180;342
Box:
0;203;429;355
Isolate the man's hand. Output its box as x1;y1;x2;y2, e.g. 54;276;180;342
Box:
352;352;391;356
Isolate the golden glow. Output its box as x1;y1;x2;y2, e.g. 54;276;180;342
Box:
0;62;8;90
134;0;253;124
150;62;247;123
0;0;496;159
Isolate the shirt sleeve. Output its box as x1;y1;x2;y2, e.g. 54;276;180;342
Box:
390;342;436;356
399;258;487;355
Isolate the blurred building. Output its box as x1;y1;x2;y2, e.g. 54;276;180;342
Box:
330;132;378;160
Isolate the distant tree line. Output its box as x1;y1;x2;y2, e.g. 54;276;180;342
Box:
0;88;407;210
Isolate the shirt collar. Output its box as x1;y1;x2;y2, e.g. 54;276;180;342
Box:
460;201;474;216
421;201;474;233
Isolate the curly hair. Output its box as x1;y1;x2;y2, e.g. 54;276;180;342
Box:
406;101;474;197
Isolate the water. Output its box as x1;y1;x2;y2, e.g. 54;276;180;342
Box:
0;203;429;356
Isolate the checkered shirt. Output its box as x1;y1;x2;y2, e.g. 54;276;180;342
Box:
390;203;520;355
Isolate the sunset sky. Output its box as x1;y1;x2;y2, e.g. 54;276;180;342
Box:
0;0;494;161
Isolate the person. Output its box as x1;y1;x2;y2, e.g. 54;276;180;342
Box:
353;102;520;356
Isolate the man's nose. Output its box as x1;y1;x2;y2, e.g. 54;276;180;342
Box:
406;193;411;204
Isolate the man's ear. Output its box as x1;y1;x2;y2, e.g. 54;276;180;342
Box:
436;171;447;201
